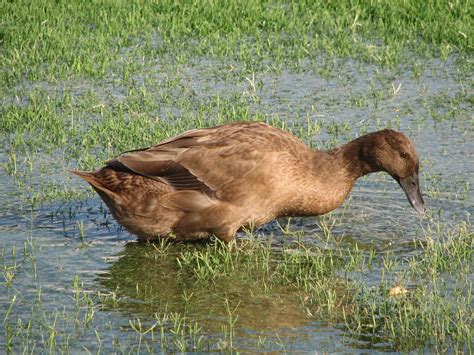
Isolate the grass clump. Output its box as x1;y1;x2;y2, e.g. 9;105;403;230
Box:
177;239;271;281
344;220;473;352
345;282;472;353
415;221;473;274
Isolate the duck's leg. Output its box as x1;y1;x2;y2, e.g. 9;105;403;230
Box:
212;225;238;243
173;231;210;242
174;219;237;243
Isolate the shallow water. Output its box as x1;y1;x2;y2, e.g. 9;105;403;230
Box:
0;54;472;352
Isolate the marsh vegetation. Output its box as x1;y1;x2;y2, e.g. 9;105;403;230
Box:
1;0;472;352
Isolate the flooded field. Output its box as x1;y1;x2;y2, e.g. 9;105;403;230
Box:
1;1;472;353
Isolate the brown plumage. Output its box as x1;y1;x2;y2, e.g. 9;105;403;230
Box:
72;121;425;242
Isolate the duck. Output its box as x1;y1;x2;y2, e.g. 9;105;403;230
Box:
72;121;425;242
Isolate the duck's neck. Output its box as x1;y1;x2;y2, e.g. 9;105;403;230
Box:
326;133;383;181
280;133;386;217
289;134;383;216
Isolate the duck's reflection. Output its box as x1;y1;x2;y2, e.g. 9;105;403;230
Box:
98;241;311;332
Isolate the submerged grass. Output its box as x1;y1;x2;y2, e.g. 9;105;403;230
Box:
1;219;471;352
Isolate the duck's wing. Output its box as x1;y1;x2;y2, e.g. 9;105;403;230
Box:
107;121;310;201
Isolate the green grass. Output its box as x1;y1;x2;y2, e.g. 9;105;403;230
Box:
2;0;472;87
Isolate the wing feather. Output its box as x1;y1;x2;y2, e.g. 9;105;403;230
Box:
106;122;312;200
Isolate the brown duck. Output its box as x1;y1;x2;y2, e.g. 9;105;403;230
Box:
72;121;425;242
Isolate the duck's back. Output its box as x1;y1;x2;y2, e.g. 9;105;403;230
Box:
145;121;310;160
112;122;312;197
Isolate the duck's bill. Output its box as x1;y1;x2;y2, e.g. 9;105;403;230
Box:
398;174;426;215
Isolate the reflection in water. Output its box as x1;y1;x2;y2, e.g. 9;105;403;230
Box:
98;242;312;332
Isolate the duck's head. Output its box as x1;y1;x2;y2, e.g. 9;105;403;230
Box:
362;129;426;215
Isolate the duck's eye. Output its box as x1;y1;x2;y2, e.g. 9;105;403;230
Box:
400;152;408;159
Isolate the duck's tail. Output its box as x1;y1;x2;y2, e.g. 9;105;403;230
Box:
70;169;105;187
69;169;120;201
